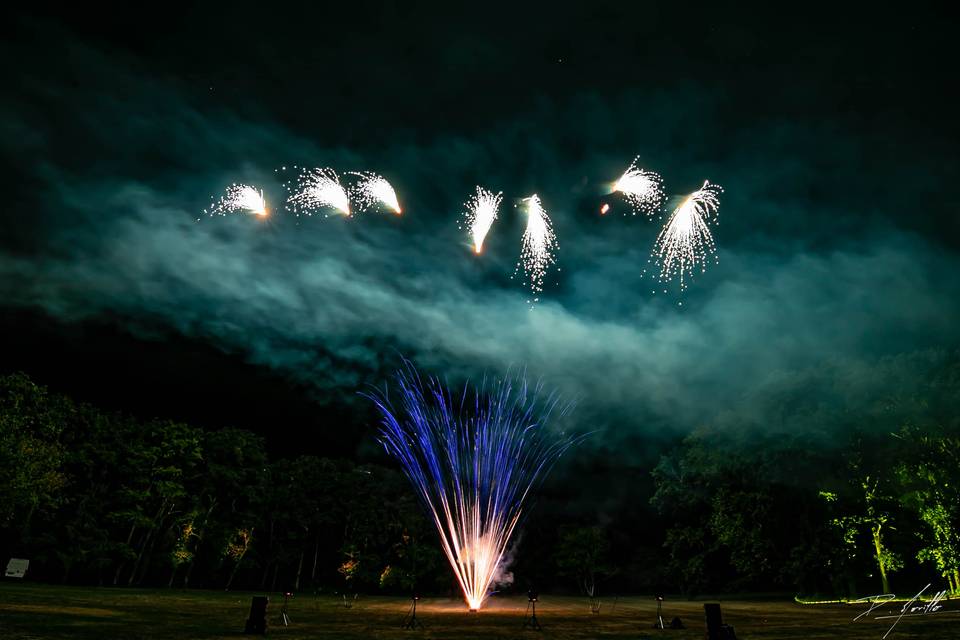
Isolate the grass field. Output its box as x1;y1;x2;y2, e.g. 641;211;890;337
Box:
1;583;958;639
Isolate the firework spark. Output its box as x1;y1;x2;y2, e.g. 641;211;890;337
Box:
650;180;723;289
367;364;579;611
612;158;665;216
286;167;351;216
204;184;268;218
460;187;502;253
517;194;557;301
349;172;402;215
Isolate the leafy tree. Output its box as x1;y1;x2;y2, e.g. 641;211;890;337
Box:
653;427;850;595
46;405;134;584
0;373;68;529
110;419;202;586
650;437;721;596
175;427;267;588
820;472;903;594
895;424;960;594
556;525;612;603
708;487;777;582
382;497;443;593
223;527;255;590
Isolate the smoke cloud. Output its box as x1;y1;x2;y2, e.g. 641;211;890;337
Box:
2;20;958;446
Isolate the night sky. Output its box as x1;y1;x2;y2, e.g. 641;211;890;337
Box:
1;3;958;464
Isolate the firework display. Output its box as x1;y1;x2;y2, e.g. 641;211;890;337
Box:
611;158;665;216
516;195;558;302
650;180;723;290
203;184;268;219
286;167;352;217
203;158;726;300
460;186;502;253
367;365;579;610
349;171;402;215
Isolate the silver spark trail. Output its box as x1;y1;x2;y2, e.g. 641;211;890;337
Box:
517;194;557;302
349;171;402;215
286;167;351;217
612;158;665;216
651;180;723;290
460;186;502;253
204;184;268;219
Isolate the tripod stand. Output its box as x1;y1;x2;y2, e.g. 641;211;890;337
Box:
653;596;665;630
280;592;292;626
523;596;542;631
402;595;423;629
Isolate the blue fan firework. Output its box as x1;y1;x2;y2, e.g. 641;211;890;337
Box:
367;364;580;610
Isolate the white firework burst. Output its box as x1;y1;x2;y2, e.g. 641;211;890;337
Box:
650;180;723;290
286;167;351;217
516;194;557;301
204;184;268;218
460;186;502;253
349;172;402;215
612;158;665;216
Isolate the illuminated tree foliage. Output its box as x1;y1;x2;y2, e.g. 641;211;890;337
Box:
896;425;960;594
819;475;903;595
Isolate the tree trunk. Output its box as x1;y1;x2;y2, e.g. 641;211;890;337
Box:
126;523;153;586
20;502;37;541
260;560;271;589
137;517;175;586
182;504;216;589
310;536;321;588
225;560;242;591
113;524;138;585
260;519;275;588
183;555;197;589
294;533;306;592
128;528;154;586
225;528;253;591
129;500;170;586
873;523;889;594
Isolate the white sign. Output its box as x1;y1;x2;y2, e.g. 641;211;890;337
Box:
5;558;29;578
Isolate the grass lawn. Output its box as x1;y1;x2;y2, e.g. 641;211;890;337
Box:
1;583;958;639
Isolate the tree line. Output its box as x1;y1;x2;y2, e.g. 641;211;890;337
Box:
647;358;960;598
0;372;447;593
649;423;959;598
2;364;958;599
